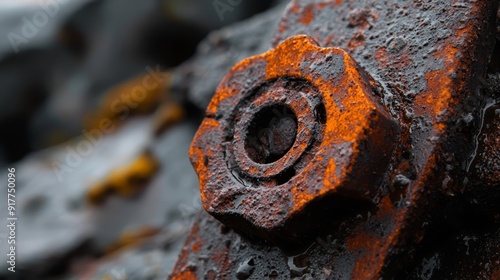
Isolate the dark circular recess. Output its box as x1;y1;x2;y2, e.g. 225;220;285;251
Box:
226;77;326;184
244;104;298;164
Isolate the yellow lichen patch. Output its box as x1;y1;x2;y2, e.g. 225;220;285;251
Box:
152;100;185;136
86;151;160;205
84;70;171;131
105;227;161;256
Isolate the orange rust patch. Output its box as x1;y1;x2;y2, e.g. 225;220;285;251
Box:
375;46;412;69
189;118;221;205
413;22;475;132
191;241;201;253
491;265;500;280
414;67;452;118
300;5;315;25
377;196;396;216
346;232;385;279
345;198;402;279
347;231;382;253
317;0;343;10
376;47;389;68
170;223;202;279
191;234;203;253
348;31;366;50
171;269;196;280
322;158;339;188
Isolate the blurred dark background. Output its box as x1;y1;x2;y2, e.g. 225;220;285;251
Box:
0;0;281;164
0;0;288;279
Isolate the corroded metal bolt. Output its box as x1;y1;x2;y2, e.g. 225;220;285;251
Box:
190;35;400;242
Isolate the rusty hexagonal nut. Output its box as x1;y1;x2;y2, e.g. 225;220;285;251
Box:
190;35;400;243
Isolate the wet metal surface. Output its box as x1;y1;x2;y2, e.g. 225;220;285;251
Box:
173;0;500;279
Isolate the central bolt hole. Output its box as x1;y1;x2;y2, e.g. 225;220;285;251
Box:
245;104;298;164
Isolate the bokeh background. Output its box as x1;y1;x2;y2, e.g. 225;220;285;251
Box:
0;0;288;279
